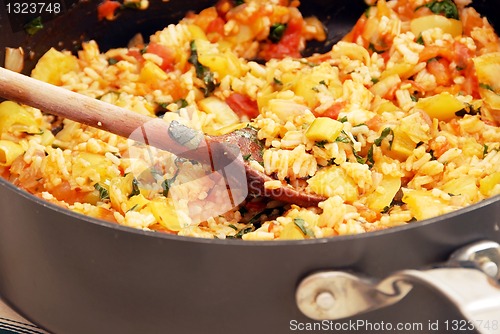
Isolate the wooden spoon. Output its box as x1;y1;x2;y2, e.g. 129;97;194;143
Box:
0;67;325;207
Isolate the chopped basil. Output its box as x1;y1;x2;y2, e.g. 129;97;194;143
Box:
108;58;119;65
127;204;139;212
368;43;388;54
335;136;351;144
371;77;379;84
375;127;394;147
483;144;489;156
273;77;283;85
479;83;495;92
352;148;366;164
269;23;287;43
227;224;255;239
188;41;218;97
319;80;327;86
366;145;375;165
228;224;238;230
416;34;424;45
24;17;44;36
315;140;328;148
94;183;110;201
410;94;418;102
129;178;141;197
176;99;188;108
381;205;391;214
161;169;180;197
455;103;481;117
338;116;348;123
419;0;459;19
235;0;245;5
243;153;252;161
293;218;314;237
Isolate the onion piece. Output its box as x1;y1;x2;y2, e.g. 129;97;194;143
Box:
5;47;24;73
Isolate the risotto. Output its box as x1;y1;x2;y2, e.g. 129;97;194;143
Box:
1;0;500;240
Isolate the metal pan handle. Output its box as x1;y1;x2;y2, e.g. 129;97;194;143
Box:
296;241;500;334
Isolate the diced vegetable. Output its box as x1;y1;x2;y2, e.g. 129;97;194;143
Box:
0;101;39;134
390;127;415;159
366;175;401;212
305;117;343;142
149;198;183;231
479;172;500;197
410;15;462;38
140;60;168;84
280;222;305;240
402;189;449;220
415;92;464;121
31;48;79;85
370;74;401;97
225;93;259;119
307;166;358;202
441;176;478;201
198;96;240;134
0;140;24;166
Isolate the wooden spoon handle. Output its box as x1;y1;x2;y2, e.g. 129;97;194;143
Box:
0;67;200;157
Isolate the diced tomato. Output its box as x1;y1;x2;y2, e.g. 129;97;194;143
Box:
427;58;452;86
453;42;473;71
207;17;225;35
259;16;303;60
419;45;455;63
343;16;366;44
365;115;383;132
313;101;346;119
97;0;121;21
146;42;175;72
127;49;144;62
226;93;259;119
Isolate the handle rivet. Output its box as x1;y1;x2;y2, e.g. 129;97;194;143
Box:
479;260;499;278
315;291;336;310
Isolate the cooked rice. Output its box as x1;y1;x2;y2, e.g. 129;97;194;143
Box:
1;0;500;240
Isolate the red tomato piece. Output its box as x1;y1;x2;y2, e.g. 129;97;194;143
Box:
226;93;259;119
146;43;175;72
97;0;121;21
260;17;303;60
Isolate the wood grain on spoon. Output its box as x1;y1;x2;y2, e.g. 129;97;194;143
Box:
0;67;325;206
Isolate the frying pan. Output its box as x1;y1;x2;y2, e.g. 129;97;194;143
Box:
0;1;499;333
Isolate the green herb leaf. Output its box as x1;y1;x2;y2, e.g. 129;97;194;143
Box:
243;153;252;161
293;218;314;237
338;116;348;123
420;0;459;19
479;83;495;91
315;140;328;148
188;41;218;96
108;58;119;65
24;17;44;36
176;99;188;108
416;34;424;45
374;127;393;146
129;178;141;198
127;204;139;212
94;183;110;201
483;144;489;156
235;0;245;5
273;77;283;85
335;136;350;144
371;77;379;84
269;23;287;43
